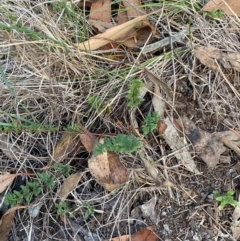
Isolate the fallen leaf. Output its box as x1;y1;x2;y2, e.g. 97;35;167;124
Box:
122;0;145;19
88;20;115;33
194;46;240;72
89;0;111;22
215;131;240;157
58;173;83;200
0;210;15;241
140;196;160;225
52;132;80;163
0;205;26;241
80;131;97;153
162;117;200;174
0;134;25;160
202;0;240;16
76;13;149;50
88;151;129;191
231;194;240;239
0;173;18;193
77;0;98;8
117;3;129;24
122;25;154;48
111;226;157;241
145;68;173;102
181;117;226;168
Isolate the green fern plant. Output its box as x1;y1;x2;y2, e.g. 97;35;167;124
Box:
93;134;142;156
126;80;144;108
142;112;159;135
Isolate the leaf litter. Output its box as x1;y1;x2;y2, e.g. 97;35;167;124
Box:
2;0;240;240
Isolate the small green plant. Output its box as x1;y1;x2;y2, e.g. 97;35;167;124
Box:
87;96;104;111
142;112;159;135
204;10;224;19
126;80;144;108
5;190;23;207
64;124;82;132
83;202;95;219
213;190;240;210
93;134;142;156
55;201;70;216
52;163;71;177
5;181;41;207
37;172;55;189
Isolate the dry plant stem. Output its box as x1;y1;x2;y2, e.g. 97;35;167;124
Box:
138;148;161;184
159;145;173;198
217;136;240;157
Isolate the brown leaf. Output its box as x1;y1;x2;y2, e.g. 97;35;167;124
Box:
215;131;240;157
181;117;226;168
80;131;97;153
140;197;160;225
122;25;154;48
111;226;157;241
162;117;200;174
202;0;240;16
76;14;149;50
88;20;115;33
194;46;240;72
88;151;129;191
0;173;18;193
117;3;129;24
89;0;111;22
0;211;15;241
58;173;83;200
122;0;145;20
52;132;79;163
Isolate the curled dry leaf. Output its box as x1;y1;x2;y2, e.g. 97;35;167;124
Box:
76;14;150;50
194;46;240;72
202;0;240;16
111;226;157;241
181;117;226;168
214;131;240;157
88;151;129;191
140;196;160;225
0;205;26;241
0;173;19;193
80;131;97;153
58;173;83;200
162;117;200;174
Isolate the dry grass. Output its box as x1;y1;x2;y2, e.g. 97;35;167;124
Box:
1;0;240;240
